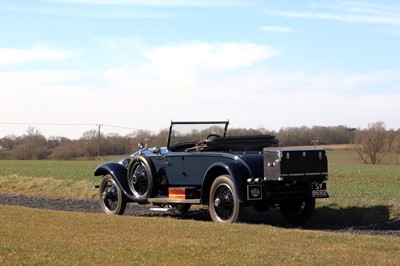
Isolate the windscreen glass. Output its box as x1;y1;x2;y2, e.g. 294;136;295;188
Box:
168;122;227;147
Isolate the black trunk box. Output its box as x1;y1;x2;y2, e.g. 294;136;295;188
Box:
263;148;328;182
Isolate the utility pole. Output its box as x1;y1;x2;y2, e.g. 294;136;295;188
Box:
312;139;319;148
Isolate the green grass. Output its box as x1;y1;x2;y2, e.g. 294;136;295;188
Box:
0;160;102;199
323;151;400;219
329;165;400;202
0;160;101;180
1;205;399;265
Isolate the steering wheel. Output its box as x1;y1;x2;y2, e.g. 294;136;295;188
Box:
205;133;221;140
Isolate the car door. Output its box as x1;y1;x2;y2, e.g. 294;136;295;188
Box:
163;151;210;186
163;151;187;185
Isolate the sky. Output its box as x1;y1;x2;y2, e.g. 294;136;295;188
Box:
1;0;400;139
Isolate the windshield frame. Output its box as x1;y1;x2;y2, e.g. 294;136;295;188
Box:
167;121;229;148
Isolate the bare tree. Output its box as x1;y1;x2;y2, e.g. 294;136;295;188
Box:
81;130;100;160
384;129;400;164
11;127;48;160
48;139;85;160
354;121;387;164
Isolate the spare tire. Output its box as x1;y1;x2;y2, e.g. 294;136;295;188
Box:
127;156;155;199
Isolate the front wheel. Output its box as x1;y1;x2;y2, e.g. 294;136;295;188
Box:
209;175;244;223
99;174;127;215
279;198;315;225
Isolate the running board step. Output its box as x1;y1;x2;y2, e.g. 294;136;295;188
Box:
148;198;201;204
149;207;173;212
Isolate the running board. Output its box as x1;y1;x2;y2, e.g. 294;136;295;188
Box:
148;198;201;204
149;207;173;212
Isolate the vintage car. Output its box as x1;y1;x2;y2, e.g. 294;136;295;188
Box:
94;121;328;224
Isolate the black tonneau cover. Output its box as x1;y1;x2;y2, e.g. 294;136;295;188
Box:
203;135;278;151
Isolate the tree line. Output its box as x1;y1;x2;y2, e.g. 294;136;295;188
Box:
0;122;399;164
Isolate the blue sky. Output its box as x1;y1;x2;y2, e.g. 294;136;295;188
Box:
1;0;399;138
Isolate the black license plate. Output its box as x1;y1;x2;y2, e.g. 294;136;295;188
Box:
311;182;328;198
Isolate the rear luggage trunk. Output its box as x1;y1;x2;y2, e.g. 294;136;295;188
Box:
263;148;328;182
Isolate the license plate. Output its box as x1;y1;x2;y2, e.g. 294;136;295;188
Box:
311;182;328;198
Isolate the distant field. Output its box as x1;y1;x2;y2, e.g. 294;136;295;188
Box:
286;144;356;151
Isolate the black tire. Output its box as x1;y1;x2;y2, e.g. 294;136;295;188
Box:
99;174;127;215
127;156;155;199
279;198;316;225
209;175;244;223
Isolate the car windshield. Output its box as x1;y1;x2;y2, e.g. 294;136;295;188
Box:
167;121;229;148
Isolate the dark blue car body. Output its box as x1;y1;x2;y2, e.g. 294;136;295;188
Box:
95;121;328;224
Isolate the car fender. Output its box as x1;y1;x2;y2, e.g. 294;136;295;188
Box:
202;160;252;203
94;162;147;203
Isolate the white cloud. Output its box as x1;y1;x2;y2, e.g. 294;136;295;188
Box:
274;11;400;25
258;26;293;33
144;42;280;71
43;0;247;7
105;42;280;96
266;1;400;36
315;2;400;18
0;48;77;66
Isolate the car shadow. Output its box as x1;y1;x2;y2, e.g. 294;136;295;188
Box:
166;204;399;233
124;202;399;234
307;205;393;230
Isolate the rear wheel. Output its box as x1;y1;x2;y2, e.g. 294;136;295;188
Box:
99;174;127;215
209;175;244;223
128;156;155;198
279;198;315;225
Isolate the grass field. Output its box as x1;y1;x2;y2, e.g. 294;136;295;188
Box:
1;205;399;265
0;159;100;199
0;150;400;265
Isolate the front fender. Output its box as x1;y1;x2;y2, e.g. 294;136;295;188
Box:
94;162;145;203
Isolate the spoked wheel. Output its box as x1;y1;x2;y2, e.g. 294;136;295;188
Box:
209;175;244;223
99;174;127;215
128;156;155;198
279;198;316;225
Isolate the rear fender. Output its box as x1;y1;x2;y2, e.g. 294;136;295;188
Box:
202;161;251;204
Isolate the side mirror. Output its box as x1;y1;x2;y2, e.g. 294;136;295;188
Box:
138;143;144;149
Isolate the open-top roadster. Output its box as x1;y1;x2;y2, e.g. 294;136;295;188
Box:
94;121;328;224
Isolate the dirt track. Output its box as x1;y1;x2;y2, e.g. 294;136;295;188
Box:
1;193;399;236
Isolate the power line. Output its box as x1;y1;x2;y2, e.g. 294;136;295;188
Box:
0;122;96;126
102;124;158;133
0;122;158;133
